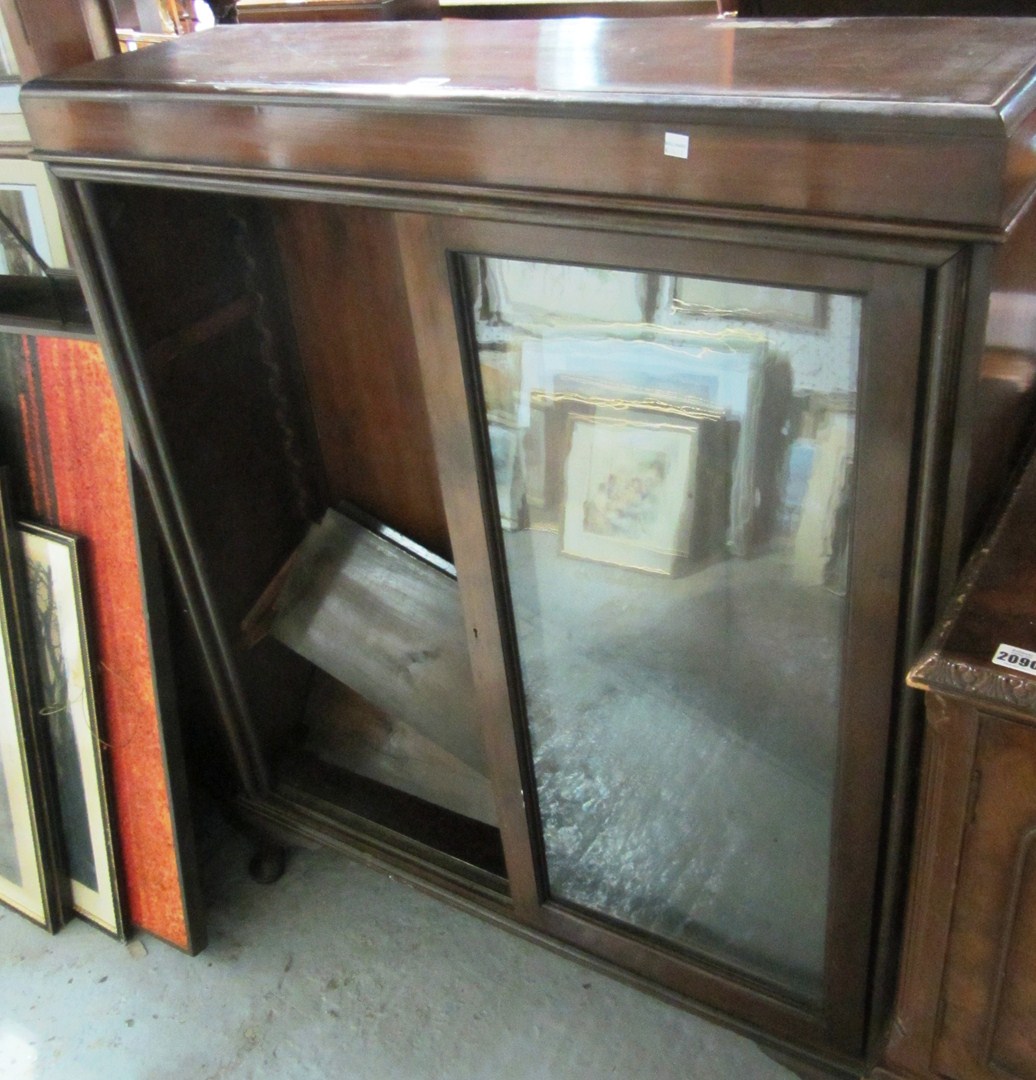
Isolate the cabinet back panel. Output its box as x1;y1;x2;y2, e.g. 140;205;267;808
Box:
273;201;450;560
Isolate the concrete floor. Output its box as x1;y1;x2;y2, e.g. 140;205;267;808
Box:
0;813;801;1080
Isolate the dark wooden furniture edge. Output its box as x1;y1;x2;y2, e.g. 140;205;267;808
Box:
37;161;993;248
128;460;208;955
20;18;1036;234
871;697;980;1080
909;442;1036;716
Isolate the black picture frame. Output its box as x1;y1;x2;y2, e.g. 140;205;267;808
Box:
0;469;60;930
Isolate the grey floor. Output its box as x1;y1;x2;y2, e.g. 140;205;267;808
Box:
0;814;799;1080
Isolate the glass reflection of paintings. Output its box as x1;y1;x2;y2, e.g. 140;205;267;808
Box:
562;411;702;575
463;253;860;1001
21;524;122;936
0;471;56;929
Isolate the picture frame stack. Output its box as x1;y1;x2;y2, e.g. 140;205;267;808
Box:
0;465;125;937
20;520;123;936
0;327;205;953
0;4;201;952
0;469;60;930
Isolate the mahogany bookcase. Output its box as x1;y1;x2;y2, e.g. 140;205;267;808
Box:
20;16;1036;1074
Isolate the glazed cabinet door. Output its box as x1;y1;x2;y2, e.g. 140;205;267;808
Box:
399;213;930;1055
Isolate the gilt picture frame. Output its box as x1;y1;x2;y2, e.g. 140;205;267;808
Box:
20;522;124;937
561;409;702;576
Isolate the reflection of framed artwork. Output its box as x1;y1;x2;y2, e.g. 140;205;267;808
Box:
0;159;69;274
0;470;59;930
488;421;525;531
519;336;762;428
20;522;124;937
671;276;828;331
561;412;701;575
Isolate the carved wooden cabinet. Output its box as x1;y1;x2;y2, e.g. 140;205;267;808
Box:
19;16;1036;1076
880;450;1036;1080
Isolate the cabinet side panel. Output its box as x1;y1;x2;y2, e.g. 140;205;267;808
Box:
986;828;1036;1079
85;183;320;766
880;694;978;1077
934;715;1036;1080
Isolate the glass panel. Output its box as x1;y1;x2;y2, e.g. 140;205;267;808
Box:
462;254;862;1001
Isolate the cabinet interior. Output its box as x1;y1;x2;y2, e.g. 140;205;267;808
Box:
88;182;507;887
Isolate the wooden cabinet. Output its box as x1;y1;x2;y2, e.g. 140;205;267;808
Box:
19;16;1036;1075
879;452;1036;1080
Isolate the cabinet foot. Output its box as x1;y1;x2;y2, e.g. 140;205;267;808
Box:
248;841;287;885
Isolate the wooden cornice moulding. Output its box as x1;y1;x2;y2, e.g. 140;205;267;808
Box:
19;17;1036;235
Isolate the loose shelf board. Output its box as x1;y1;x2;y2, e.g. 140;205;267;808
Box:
244;506;494;824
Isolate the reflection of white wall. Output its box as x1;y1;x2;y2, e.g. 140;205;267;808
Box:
986;292;1036;351
480;256;862;399
484;258;648;325
674;289;861;397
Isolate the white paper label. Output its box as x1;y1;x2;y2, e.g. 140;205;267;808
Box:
992;643;1036;676
664;132;690;159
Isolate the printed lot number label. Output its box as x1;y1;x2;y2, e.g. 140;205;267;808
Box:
993;643;1036;676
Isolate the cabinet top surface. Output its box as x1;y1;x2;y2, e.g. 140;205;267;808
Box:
23;17;1036;127
26;18;1036;236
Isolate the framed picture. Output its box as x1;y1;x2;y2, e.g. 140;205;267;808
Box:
0;470;59;929
0;159;69;275
20;522;124;937
519;336;763;428
0;330;204;952
561;410;702;575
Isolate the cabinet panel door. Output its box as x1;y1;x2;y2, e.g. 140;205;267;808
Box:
936;715;1036;1080
399;213;929;1052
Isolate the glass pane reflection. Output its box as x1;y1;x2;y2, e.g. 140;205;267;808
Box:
464;255;861;1001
